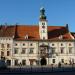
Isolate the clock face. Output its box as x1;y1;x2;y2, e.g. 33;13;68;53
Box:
42;25;45;28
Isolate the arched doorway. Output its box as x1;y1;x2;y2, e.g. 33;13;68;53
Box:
40;57;47;65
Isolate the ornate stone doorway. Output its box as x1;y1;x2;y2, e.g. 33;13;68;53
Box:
39;44;49;65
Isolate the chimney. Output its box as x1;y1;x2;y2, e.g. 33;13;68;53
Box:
14;24;19;38
66;24;69;32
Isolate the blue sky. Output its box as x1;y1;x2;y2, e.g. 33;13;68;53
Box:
0;0;75;32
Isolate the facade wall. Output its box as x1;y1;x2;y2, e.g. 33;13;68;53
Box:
0;38;75;67
12;41;39;66
0;37;13;66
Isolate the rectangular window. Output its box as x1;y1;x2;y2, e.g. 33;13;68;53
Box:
14;48;18;54
7;60;11;66
7;44;10;48
29;60;34;65
69;47;72;54
1;44;4;48
14;59;18;66
7;51;10;56
60;48;64;54
29;48;34;54
52;59;55;63
30;43;33;46
61;59;64;63
21;48;26;54
1;51;4;57
22;60;26;65
52;48;55;54
14;43;18;46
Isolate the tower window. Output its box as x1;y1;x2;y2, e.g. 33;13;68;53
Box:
42;25;45;28
43;30;45;33
43;37;45;39
42;22;45;25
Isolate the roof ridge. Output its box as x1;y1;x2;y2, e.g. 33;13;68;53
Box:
48;26;65;27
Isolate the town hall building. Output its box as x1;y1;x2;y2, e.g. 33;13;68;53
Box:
0;7;75;67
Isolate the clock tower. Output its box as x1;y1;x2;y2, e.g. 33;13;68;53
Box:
39;7;48;40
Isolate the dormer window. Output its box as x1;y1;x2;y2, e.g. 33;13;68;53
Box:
25;34;28;39
59;35;63;39
12;35;14;38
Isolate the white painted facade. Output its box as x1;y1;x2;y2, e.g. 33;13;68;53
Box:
0;37;75;66
0;7;75;67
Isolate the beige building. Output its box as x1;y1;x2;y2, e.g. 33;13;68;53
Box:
0;7;75;67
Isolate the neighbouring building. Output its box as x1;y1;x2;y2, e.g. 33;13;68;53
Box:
0;7;75;67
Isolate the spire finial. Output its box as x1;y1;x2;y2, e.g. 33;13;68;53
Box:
40;7;46;20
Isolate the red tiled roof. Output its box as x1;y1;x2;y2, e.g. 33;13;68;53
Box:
0;26;15;37
71;32;75;38
15;25;39;40
0;25;74;40
48;26;72;40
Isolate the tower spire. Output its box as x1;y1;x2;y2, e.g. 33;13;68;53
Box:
40;7;46;20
